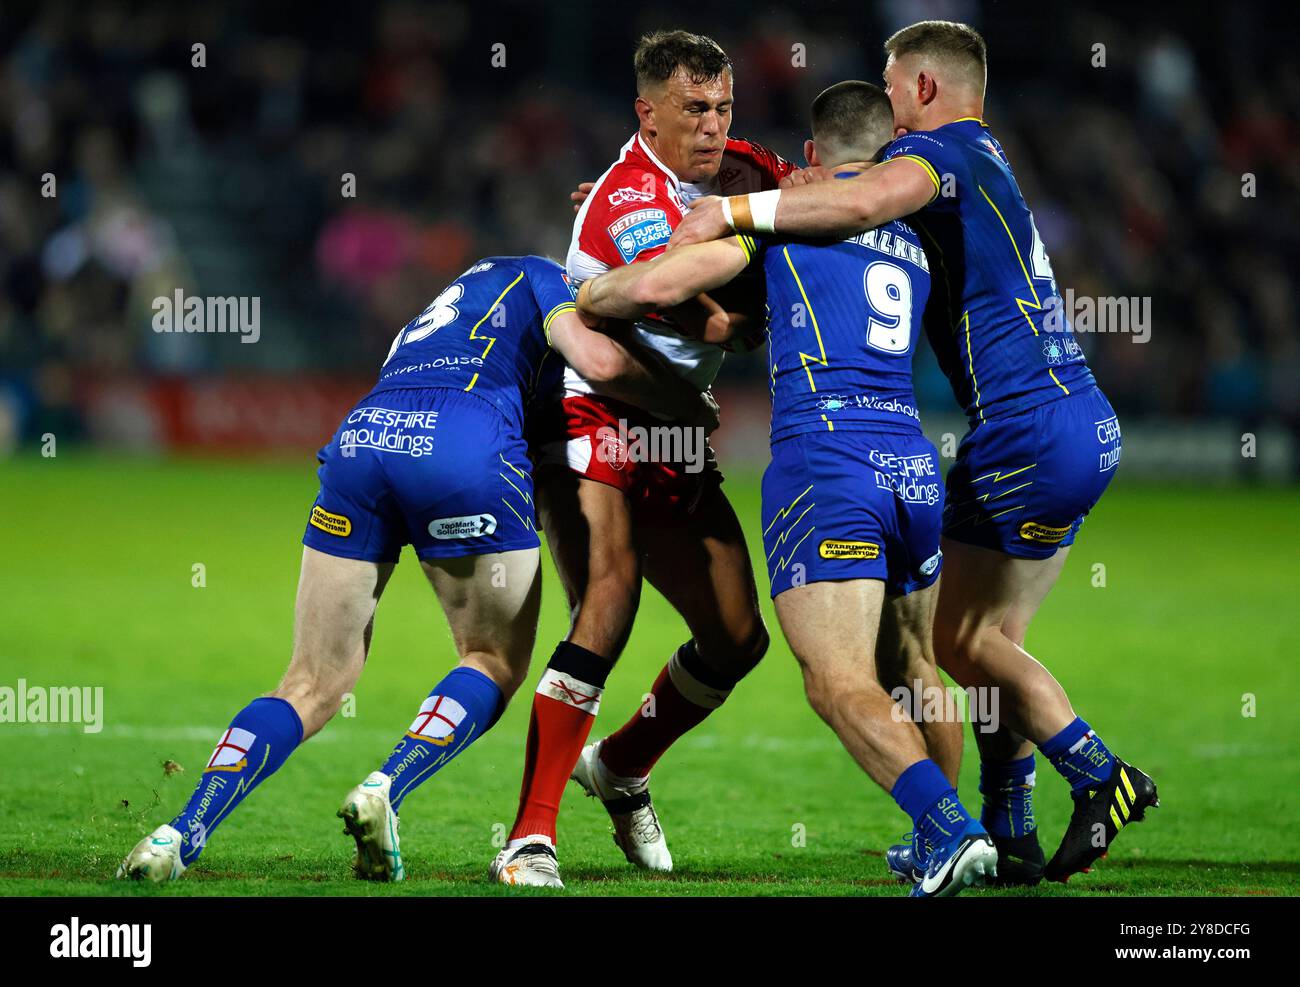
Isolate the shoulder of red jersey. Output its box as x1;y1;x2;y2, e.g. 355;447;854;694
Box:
569;134;684;277
719;136;797;192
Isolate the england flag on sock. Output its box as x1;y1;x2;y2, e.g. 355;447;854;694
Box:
406;695;467;746
206;726;255;772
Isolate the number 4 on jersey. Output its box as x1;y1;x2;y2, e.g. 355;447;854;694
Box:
1028;215;1059;296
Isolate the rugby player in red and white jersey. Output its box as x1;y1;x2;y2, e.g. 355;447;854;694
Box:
490;30;794;887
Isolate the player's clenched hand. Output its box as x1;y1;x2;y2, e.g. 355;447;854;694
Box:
779;166;831;189
668;196;731;249
688;389;721;435
570;181;595;213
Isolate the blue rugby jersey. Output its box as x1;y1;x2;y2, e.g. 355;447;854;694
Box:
740;204;931;443
882;119;1095;423
373;255;575;429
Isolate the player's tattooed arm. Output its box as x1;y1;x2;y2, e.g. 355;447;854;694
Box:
576;239;750;323
669;158;936;246
547;312;719;431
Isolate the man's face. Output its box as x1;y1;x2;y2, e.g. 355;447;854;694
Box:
640;68;733;182
883;53;922;136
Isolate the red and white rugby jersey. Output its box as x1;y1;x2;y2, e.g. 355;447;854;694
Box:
564;132;794;399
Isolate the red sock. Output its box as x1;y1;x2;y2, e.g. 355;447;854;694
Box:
599;642;735;779
509;642;611;843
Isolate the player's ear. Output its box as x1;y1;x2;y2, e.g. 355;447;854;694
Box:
917;70;938;106
804;139;819;168
634;95;655;132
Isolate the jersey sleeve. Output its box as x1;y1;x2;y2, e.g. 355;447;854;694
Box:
522;258;579;344
881;132;964;210
575;169;680;272
724;136;798;190
735;233;768;266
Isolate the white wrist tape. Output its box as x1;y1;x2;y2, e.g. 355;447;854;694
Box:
748;189;780;234
720;195;735;231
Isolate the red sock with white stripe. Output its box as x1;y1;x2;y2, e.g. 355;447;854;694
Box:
508;641;612;845
598;641;735;780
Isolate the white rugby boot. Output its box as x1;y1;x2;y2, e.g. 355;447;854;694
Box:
338;771;405;882
571;740;672;872
117;824;187;882
489;838;564;888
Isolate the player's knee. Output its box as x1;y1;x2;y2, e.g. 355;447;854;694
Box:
460;650;528;700
1000;615;1030;648
801;672;837;725
935;619;998;682
793;658;839;724
271;680;338;736
695;614;768;682
276;654;358;726
738;619;770;673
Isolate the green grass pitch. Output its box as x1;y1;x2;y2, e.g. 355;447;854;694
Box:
1;454;1297;896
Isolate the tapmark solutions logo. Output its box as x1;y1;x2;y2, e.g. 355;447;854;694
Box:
49;918;151;967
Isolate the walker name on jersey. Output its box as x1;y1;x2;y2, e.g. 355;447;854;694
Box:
340;407;438;458
607;209;673;263
869;449;941;505
849;225;930;271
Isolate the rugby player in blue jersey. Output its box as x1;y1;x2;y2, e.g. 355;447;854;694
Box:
117;256;715;883
671;20;1159;885
577;82;995;897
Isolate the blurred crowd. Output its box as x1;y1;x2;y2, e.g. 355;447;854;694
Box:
1;0;1297;447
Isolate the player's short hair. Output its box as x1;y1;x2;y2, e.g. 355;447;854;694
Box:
810;81;895;165
634;30;732;95
884;20;987;92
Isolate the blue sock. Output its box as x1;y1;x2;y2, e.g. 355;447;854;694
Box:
979;754;1037;838
170;696;304;866
1040;717;1115;793
381;666;504;812
891;759;976;850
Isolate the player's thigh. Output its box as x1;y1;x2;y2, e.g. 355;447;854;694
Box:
876;579;939;688
421;548;541;679
639;480;765;659
536;468;640;608
774;579;886;688
291;546;394;675
1001;546;1070;645
935;537;1068;646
